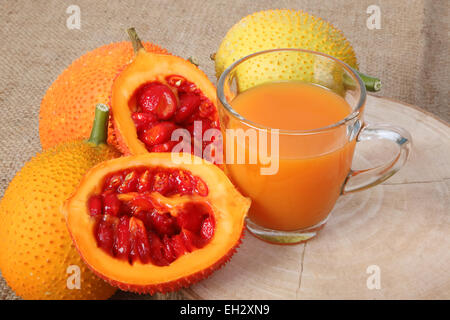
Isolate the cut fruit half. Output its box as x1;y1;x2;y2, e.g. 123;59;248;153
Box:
63;153;250;294
111;28;220;162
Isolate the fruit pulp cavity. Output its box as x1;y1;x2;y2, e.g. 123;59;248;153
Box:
130;75;219;154
88;166;215;266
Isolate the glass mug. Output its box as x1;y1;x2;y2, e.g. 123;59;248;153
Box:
217;48;411;244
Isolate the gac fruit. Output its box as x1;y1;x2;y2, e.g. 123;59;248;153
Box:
63;153;251;294
111;28;220;162
39;41;170;150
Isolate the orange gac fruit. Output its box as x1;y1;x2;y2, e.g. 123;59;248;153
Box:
39;41;170;150
0;105;120;299
63;153;250;294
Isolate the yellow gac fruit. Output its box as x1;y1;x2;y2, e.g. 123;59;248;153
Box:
215;9;359;91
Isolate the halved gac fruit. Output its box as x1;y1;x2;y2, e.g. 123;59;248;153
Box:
63;153;250;294
111;28;220;160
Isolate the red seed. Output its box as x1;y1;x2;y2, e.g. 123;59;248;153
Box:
137;83;177;120
117;171;139;194
129;217;151;264
180;229;203;251
137;170;152;193
198;101;215;118
176;202;210;233
114;216;130;260
151;140;178;153
103;193;121;216
148;232;169;266
200;216;215;242
88;195;103;217
194;177;209;196
140;122;177;147
150;212;178;236
103;173;124;192
136;83;161;113
175;93;201;123
162;235;176;263
152;171;172;195
132;210;151;229
95;215;117;254
171;170;194;195
171;234;187;258
131;112;158;132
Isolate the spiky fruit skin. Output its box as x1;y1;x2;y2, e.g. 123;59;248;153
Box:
215;9;358;90
0;141;121;300
88;230;245;294
39;42;169;150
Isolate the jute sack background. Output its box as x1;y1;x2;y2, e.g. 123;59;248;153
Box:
0;0;448;299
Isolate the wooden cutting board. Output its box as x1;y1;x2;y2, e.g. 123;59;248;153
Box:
178;95;450;300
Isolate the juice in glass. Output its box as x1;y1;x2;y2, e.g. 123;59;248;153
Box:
227;82;355;231
218;48;411;244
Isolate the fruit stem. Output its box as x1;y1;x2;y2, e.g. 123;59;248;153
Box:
343;70;382;92
127;27;144;54
356;70;382;92
88;104;110;145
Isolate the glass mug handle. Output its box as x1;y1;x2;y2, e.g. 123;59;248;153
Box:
342;123;412;194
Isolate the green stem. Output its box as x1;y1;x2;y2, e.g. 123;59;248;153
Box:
356;70;382;92
343;71;382;92
127;27;144;54
87;104;109;145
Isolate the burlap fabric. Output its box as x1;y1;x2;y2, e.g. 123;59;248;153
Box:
0;0;448;300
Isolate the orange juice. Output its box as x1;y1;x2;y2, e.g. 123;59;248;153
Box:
227;82;355;231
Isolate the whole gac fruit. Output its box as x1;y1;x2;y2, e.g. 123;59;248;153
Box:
39;41;169;150
214;9;381;92
0;104;120;299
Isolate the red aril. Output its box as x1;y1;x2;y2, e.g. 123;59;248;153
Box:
95;215;118;254
103;193;121;216
152;171;171;195
117;171;139;193
162;235;176;263
175;93;201;123
129;217;151;264
151;141;178;153
150;211;178;236
137;170;152;193
140;122;177;147
88;195;103;217
131;113;158;132
114;216;131;260
148;231;169;266
176;202;210;233
137;83;177;120
200;216;215;242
